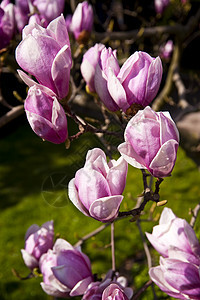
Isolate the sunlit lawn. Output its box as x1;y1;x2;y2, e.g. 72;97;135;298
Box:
0;117;200;300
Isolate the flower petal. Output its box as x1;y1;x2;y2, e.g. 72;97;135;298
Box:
149;266;186;299
94;63;119;112
21;249;38;269
107;67;129;112
74;169;111;211
149;139;179;177
68;178;90;217
70;276;93;297
106;156;128;195
118;141;146;170
89;195;123;222
144;56;162;106
51;44;72;98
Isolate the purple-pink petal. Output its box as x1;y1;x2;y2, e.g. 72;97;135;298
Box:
89;195;123;222
75;169;111;210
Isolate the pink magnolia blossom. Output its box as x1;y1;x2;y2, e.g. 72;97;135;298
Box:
146;207;200;258
155;0;170;14
32;0;65;23
102;284;129;300
24;85;68;144
15;0;65;24
15;15;72;99
81;43;105;93
160;40;173;60
21;221;54;269
83;270;133;300
68;148;128;222
147;208;200;299
95;49;162;112
70;1;93;41
118;106;179;178
150;253;200;299
39;238;93;298
0;0;15;50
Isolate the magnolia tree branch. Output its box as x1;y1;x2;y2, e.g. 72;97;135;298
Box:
94;7;200;42
173;69;190;109
118;171;164;219
66;106;124;142
0;105;24;128
132;280;153;300
152;42;180;111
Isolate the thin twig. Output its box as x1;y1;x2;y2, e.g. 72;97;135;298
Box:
74;223;110;248
190;202;200;228
132;280;153;300
111;222;115;272
12;269;35;280
136;220;152;269
142;169;150;190
66;106;123;141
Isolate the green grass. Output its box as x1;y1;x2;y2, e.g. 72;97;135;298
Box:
0;118;200;300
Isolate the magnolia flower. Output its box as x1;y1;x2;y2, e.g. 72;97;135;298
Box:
155;0;170;14
95;49;162;112
147;208;200;299
118;106;179;178
16;15;72;99
160;40;173;60
21;221;54;269
83;270;133;300
149;253;200;299
0;0;15;50
68;148;128;222
15;0;65;24
102;284;129;300
32;0;65;23
40;238;93;297
146;207;200;258
24;85;68;144
70;1;93;43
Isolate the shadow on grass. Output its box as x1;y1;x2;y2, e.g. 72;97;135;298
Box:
0;116;102;210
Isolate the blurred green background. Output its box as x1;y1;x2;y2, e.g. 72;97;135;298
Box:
0;116;200;300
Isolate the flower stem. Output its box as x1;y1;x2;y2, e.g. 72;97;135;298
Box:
111;222;115;272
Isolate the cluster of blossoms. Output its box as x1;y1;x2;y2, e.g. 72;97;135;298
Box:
81;44;163;112
13;1;199;299
146;208;200;299
16;15;71;144
0;0;93;50
21;210;200;299
21;221;133;299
